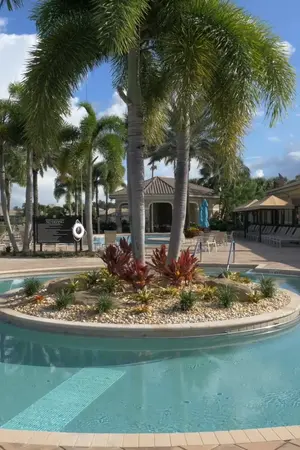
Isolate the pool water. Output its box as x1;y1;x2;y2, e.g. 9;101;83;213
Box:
93;233;170;247
0;271;300;433
0;274;72;295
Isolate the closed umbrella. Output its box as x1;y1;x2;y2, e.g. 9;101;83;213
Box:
199;199;209;228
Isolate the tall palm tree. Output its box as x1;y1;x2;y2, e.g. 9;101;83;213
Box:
55;107;125;250
148;103;221;228
75;106;125;250
53;176;76;216
23;0;294;262
0;97;21;251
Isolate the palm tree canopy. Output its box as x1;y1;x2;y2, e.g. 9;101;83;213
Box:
24;0;295;153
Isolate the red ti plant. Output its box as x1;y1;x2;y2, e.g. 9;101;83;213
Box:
151;245;198;286
119;237;132;255
150;244;167;273
101;244;131;276
121;260;154;291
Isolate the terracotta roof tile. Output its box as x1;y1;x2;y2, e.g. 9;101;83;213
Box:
111;177;216;197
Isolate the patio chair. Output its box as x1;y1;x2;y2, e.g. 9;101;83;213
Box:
199;234;217;253
215;232;227;246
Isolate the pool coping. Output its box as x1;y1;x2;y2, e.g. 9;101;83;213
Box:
1;425;300;447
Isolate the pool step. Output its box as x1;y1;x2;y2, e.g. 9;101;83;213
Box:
2;367;125;431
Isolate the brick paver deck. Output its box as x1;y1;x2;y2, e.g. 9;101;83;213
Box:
0;239;300;275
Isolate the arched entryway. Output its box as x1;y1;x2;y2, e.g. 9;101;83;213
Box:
149;203;172;232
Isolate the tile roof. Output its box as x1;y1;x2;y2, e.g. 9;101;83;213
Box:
111;177;216;198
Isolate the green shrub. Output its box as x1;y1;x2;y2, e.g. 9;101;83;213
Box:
97;293;114;314
55;289;75;310
247;290;262;303
198;286;217;301
179;290;198;311
67;280;79;293
259;277;276;298
217;285;238;308
100;275;119;294
134;289;154;305
184;227;202;239
23;278;42;297
75;270;101;290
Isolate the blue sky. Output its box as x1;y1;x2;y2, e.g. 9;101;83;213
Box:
0;0;300;205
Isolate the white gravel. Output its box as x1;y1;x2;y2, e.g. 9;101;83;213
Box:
10;285;291;325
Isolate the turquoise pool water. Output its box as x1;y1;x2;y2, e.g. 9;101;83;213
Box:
0;271;300;433
94;233;170;246
0;274;73;295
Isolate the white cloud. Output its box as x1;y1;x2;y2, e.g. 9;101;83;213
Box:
99;91;126;118
0;17;8;32
0;32;89;207
268;136;281;142
0;33;37;98
279;40;296;58
254;169;264;178
63;97;87;127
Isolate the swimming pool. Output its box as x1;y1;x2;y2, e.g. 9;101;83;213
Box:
93;233;170;246
0;274;74;295
1;271;300;433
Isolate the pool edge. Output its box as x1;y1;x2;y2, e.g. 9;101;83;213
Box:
0;425;300;447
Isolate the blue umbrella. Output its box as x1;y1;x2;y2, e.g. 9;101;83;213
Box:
199;199;209;228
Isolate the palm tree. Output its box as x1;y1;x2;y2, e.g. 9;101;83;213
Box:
23;0;294;262
0;0;22;10
75;106;125;250
55;108;125;250
93;162;107;219
148;103;221;228
53;176;76;216
0;98;21;251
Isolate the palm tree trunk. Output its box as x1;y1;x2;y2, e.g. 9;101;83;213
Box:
4;177;11;212
85;154;93;251
167;122;190;263
74;186;79;216
23;147;33;252
184;159;191;230
105;190;109;223
0;143;18;252
95;184;99;218
32;168;39;218
127;47;145;263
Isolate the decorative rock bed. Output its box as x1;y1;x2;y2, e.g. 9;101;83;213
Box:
7;273;290;325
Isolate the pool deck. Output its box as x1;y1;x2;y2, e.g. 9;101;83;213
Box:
1;428;300;448
0;239;300;275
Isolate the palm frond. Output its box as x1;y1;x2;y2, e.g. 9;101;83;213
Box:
23;13;104;149
91;0;150;54
0;0;22;11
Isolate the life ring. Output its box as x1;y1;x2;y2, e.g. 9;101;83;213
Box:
72;220;85;241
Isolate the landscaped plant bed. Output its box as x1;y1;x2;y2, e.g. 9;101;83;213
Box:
7;241;290;325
